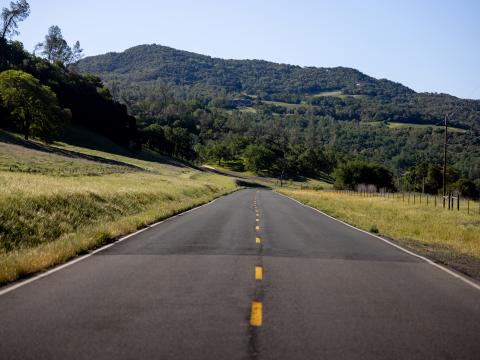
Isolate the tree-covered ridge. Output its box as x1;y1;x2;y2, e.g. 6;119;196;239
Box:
74;43;480;188
77;44;479;131
77;44;413;99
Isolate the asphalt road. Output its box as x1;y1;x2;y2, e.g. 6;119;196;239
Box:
0;189;479;359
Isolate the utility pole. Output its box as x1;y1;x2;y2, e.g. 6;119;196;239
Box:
442;114;448;208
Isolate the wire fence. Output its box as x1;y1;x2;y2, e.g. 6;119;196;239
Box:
323;187;480;216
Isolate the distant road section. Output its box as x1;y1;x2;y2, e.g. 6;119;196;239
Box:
0;189;479;359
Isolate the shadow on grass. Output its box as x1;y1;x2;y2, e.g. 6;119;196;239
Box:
235;179;271;189
0;128;192;171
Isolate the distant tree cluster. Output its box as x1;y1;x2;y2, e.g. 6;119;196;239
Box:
34;25;83;65
334;161;394;191
402;162;479;199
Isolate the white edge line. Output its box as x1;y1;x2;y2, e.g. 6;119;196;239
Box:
0;197;220;297
276;191;480;291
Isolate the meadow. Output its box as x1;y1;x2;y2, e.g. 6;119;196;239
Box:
0;130;237;284
277;189;480;280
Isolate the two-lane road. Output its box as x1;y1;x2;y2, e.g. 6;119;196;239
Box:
1;189;479;359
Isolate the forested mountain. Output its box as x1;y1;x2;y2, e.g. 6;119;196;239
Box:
76;44;480;191
78;44;479;130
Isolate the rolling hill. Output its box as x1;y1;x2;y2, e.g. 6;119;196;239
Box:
76;44;480;181
77;44;479;130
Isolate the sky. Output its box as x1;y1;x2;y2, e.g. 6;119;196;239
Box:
7;0;480;99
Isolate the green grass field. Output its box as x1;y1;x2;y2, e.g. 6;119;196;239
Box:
0;130;237;284
387;122;467;133
277;189;480;280
262;100;303;109
310;90;364;99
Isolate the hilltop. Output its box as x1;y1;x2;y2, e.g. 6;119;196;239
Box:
78;44;479;130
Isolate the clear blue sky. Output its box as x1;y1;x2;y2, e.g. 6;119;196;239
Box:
8;0;480;99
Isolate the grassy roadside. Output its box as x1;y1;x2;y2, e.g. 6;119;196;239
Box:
277;189;480;280
0;130;238;285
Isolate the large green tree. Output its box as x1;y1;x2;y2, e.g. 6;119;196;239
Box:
0;69;70;142
243;144;276;174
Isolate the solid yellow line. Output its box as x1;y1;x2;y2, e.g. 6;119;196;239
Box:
256;237;261;244
255;266;263;280
256;225;260;231
250;301;262;326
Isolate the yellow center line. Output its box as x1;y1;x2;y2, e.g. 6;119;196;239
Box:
255;266;263;280
256;237;261;244
250;302;262;326
256;218;260;222
256;225;260;231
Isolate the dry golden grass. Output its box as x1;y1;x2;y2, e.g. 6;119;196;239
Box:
0;132;237;284
278;189;480;280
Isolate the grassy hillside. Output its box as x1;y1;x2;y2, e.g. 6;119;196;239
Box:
0;129;237;284
278;189;480;280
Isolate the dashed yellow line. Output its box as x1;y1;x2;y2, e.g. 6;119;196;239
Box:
250;301;263;326
255;266;263;280
256;225;260;231
256;236;261;244
256;218;260;222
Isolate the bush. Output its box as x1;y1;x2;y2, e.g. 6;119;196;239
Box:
448;178;479;199
334;160;394;191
